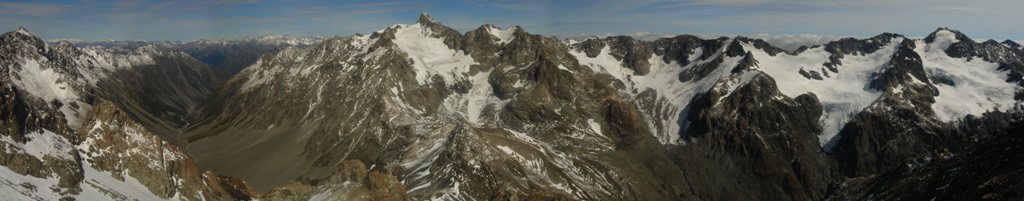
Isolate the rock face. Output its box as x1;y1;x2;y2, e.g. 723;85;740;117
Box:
677;72;833;201
78;100;248;200
258;160;409;201
0;28;246;200
828;122;1024;201
92;45;227;143
4;14;1024;201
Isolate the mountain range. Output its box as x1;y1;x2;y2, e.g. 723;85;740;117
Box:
1;13;1022;201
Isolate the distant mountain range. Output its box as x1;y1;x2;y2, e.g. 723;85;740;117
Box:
2;13;1022;201
49;35;328;75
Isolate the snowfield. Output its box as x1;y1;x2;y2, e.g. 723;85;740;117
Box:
392;22;478;85
747;39;900;149
917;30;1022;121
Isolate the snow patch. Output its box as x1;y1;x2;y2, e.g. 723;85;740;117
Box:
10;59;79;105
439;69;508;125
1;130;76;162
0;131;169;200
76;162;169;201
21;130;75;161
240;60;274;91
487;26;517;44
572;42;740;144
495;145;517;156
928;30;961;50
428;180;462;201
0;164;63;201
392;23;478;85
586;119;603;136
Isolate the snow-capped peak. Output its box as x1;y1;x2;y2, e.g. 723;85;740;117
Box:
391;21;477;84
924;27;974;45
417;12;436;24
2;27;46;50
14;26;31;36
486;24;518;44
1002;39;1022;49
925;28;962;51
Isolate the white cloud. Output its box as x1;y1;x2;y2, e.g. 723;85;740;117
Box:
624;32;682;41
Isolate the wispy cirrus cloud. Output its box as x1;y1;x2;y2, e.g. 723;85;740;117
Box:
463;0;554;11
927;6;987;12
0;2;72;17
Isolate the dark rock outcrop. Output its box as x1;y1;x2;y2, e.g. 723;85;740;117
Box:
828;123;1024;201
677;73;832;201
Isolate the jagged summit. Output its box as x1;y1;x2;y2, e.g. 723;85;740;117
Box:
871;32;906;41
2;27;49;54
401;13;529;46
4;27;36;38
14;26;30;35
1003;39;1022;49
925;27;973;44
478;23;523;30
417;12;436;24
473;24;523;44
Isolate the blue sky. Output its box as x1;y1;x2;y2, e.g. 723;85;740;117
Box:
0;0;1021;42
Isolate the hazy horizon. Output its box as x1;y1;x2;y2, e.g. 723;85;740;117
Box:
1;0;1021;42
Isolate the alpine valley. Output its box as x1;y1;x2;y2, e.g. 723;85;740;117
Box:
2;13;1023;201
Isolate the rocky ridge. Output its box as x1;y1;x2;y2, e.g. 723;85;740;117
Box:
184;14;1024;200
2;13;1023;201
0;27;247;200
